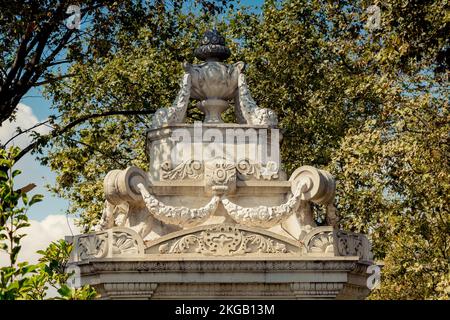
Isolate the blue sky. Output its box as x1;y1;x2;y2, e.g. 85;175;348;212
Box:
8;87;69;221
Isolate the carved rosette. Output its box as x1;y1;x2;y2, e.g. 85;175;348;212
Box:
204;159;237;194
160;158;279;183
157;225;290;256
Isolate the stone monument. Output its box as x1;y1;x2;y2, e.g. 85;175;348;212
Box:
67;30;374;299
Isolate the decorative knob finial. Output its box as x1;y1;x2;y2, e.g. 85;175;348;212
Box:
194;29;231;62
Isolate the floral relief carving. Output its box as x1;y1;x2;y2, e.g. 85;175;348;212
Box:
78;233;108;260
236;159;279;181
205;160;236;186
160;160;203;180
112;232;139;255
307;231;334;254
158;225;288;256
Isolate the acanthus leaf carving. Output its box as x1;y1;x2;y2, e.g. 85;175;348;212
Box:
150;73;191;129
159;225;289;256
78;232;108;260
234;72;278;126
161;160;203;180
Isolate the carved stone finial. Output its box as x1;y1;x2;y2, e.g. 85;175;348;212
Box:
194;29;231;62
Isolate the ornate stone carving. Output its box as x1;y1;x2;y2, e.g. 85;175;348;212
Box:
307;231;334;254
138;183;219;227
222;182;306;228
334;230;372;260
150;73;191;128
160;160;203;180
73;227;145;262
95;200;129;232
289;166;339;231
158;225;288;256
94;166;148;232
67;29;375;300
204;158;236;193
236;159;279;180
303;227;334;254
112;232;140;255
78;232;108;260
234;72;278;126
159;159;279;182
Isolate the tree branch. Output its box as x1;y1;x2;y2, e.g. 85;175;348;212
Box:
1;118;52;148
13;109;155;162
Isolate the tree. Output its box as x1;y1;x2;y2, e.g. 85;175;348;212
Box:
0;0;230;161
28;0;450;298
226;0;449;299
0;146;96;299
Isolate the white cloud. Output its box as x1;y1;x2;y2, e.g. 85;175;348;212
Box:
0;102;70;221
0;102;51;148
0;215;80;267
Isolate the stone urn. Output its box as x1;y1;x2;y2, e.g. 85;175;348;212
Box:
184;29;243;123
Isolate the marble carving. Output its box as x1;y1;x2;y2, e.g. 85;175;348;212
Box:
67;29;375;300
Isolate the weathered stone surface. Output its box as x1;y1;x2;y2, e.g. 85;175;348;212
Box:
68;30;375;300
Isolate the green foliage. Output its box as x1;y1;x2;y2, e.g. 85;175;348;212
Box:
0;146;96;299
41;0;449;299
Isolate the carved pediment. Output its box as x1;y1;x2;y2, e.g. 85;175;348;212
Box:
144;224;304;256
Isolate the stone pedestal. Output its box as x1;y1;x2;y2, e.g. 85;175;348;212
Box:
67;29;375;300
67;225;372;300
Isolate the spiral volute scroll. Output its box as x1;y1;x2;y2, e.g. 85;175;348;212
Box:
289;165;336;205
103;166;150;205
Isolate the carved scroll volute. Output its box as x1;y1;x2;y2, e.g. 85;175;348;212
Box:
289;166;335;204
104;166;150;206
288;166;338;229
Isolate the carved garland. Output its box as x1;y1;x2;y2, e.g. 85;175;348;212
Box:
137;183;219;227
221;183;306;228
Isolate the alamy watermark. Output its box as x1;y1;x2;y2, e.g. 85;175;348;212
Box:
366;264;381;290
168;122;280;171
366;5;381;31
66;264;81;288
66;5;81;30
